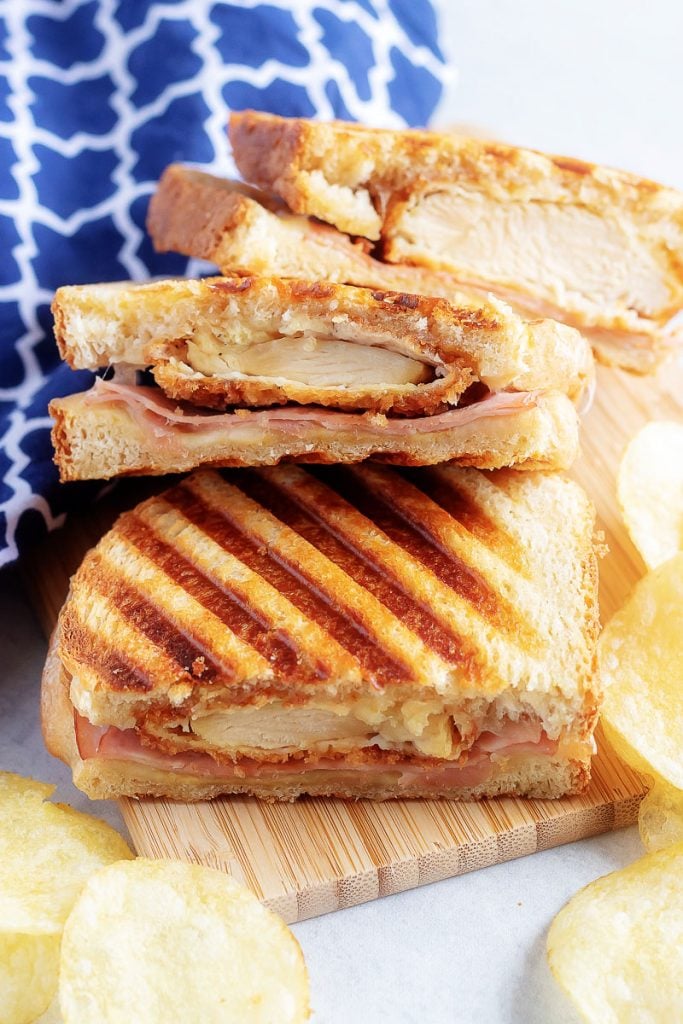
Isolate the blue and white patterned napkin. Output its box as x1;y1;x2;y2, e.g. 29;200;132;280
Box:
0;0;449;568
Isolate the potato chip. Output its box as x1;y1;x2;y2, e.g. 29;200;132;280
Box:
34;997;63;1023
0;933;60;1024
639;779;683;852
547;843;683;1023
0;772;54;801
617;421;683;569
0;772;132;1024
59;859;310;1024
598;555;683;789
0;772;132;932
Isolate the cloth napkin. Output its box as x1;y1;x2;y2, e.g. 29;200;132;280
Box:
0;0;449;567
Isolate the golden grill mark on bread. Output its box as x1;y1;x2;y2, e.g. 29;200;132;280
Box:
130;498;367;687
159;482;415;689
398;466;529;577
117;512;334;685
60;617;152;694
244;464;538;651
46;463;601;800
170;472;451;687
332;467;538;643
225;468;489;674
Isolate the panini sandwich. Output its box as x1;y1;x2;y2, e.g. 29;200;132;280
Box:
228;111;683;372
49;275;591;480
42;463;601;802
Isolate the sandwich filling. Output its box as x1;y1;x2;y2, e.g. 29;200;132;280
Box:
136;705;591;764
83;377;542;442
72;710;591;794
52;380;577;478
152;321;474;414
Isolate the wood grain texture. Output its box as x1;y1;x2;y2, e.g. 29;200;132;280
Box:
23;360;682;922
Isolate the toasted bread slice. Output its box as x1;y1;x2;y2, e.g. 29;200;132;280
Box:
229;112;683;372
49;380;580;479
52;275;592;414
43;464;600;801
147;165;394;286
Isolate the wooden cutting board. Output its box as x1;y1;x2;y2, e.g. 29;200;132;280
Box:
23;361;682;923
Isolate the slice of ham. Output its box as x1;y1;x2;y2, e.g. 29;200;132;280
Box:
475;720;542;752
85;378;540;438
74;713;558;792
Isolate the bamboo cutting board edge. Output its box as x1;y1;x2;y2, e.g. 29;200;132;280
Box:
114;732;645;924
21;360;683;922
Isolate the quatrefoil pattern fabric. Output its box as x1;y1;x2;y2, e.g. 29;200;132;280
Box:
0;0;448;566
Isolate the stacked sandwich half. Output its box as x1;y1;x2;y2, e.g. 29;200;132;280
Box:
43;113;683;804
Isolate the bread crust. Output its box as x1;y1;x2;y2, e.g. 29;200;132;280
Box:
147;166;284;269
42;628;81;771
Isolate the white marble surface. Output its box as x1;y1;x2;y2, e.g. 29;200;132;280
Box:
3;3;679;1019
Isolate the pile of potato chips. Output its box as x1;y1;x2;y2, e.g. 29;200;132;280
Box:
0;773;309;1024
547;421;683;1022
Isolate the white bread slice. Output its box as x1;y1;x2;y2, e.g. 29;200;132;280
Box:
49;383;580;480
229;113;683;372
